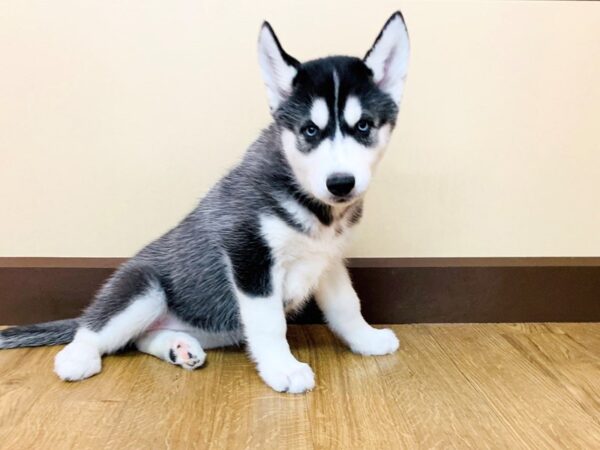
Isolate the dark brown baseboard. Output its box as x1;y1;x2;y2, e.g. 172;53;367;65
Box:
1;257;599;325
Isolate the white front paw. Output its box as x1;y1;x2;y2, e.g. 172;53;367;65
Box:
258;359;315;394
348;327;400;356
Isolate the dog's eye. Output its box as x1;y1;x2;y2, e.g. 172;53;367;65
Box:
356;119;372;134
302;123;319;139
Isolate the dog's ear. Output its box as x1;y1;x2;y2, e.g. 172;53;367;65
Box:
258;22;300;112
364;11;410;104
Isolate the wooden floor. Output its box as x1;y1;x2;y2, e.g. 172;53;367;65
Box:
1;324;599;449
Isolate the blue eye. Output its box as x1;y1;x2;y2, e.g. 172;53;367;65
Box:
356;119;371;133
302;124;319;138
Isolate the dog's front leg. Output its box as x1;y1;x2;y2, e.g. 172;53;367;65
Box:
316;261;400;356
238;292;315;393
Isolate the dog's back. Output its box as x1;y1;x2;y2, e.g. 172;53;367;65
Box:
1;12;410;394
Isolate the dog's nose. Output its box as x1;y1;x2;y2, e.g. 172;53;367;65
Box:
326;173;355;197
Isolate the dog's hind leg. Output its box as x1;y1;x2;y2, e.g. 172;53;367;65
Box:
135;330;206;370
54;264;167;381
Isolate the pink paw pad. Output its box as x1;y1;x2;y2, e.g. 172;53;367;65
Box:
175;342;193;361
168;339;205;370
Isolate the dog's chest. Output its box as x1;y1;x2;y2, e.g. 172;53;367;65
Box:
260;214;349;309
279;233;342;309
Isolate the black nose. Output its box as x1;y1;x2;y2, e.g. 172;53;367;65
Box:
326;173;355;197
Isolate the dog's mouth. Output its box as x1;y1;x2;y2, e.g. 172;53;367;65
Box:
327;193;361;206
332;195;352;204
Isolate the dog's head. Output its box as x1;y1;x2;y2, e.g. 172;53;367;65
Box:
258;12;410;206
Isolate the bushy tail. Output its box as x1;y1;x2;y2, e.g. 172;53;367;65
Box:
0;319;78;349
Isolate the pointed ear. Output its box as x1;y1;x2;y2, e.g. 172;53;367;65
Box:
258;22;300;112
364;12;410;104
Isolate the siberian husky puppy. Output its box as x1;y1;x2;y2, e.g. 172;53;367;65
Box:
1;12;410;393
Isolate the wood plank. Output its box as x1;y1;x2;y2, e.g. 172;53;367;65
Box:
429;324;600;448
0;324;599;449
304;325;415;449
104;351;224;449
207;329;312;450
376;325;527;448
0;346;134;449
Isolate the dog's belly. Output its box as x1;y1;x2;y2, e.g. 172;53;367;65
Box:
149;314;244;349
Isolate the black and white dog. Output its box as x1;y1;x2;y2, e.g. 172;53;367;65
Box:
0;12;410;393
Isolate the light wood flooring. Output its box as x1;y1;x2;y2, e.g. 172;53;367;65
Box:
1;324;599;449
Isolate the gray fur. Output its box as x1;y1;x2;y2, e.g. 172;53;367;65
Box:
0;122;365;349
0;28;400;351
0;319;78;348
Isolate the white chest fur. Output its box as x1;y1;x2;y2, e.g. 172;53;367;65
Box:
260;207;351;311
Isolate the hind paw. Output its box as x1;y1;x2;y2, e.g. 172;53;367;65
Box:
168;334;206;370
54;341;101;381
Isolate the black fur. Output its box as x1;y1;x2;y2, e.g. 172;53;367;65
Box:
261;22;300;69
276;56;398;152
83;125;335;335
0;14;405;350
363;11;407;61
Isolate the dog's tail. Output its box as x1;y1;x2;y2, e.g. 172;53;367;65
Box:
0;319;78;348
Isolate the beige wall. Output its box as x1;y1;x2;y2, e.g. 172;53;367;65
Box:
1;1;599;258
